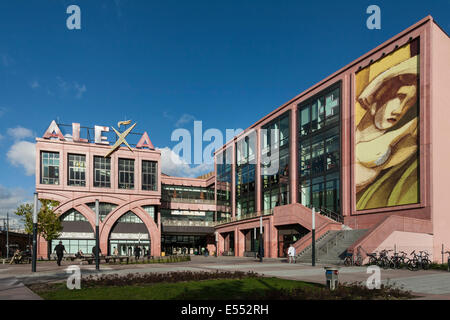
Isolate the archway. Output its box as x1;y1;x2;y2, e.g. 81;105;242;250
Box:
51;208;96;256
108;210;151;257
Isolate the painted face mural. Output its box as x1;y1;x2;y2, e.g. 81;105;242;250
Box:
355;39;420;210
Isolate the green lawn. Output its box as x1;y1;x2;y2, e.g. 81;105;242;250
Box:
30;277;319;300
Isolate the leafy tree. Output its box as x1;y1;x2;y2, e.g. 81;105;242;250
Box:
15;199;63;259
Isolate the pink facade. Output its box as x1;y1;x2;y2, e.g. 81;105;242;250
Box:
35;136;216;258
34;17;450;262
214;16;450;262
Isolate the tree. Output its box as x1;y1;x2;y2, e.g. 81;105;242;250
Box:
15;199;63;259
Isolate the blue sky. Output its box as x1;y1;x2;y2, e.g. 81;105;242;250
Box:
0;0;448;224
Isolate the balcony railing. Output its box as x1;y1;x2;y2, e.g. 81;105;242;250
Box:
214;209;273;226
161;219;217;227
161;197;215;205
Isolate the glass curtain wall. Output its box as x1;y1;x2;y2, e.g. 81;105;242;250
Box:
298;84;341;214
235;132;256;217
261;112;290;211
162;185;215;202
216;147;232;221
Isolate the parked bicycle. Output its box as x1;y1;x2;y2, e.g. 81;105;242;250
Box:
391;251;409;269
344;246;363;266
407;250;431;271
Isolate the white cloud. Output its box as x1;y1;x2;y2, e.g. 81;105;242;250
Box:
74;82;87;99
7;140;36;176
56;76;87;99
175;114;196;128
1;54;13;67
0;185;31;228
157;147;213;178
7;126;34;141
30;80;40;89
0;185;31;212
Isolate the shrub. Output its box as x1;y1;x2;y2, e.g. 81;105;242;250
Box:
80;270;261;288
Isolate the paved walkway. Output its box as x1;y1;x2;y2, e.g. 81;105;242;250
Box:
1;256;449;299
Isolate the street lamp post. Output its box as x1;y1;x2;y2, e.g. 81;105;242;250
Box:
215;231;218;258
6;212;9;260
312;207;316;267
32;193;38;272
95;199;100;271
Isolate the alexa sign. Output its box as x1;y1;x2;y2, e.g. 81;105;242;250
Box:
43;120;154;157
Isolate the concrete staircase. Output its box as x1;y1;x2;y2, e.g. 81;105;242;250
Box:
296;229;368;265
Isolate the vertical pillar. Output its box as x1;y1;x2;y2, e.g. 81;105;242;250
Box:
343;75;350;217
290;106;298;204
214;155;218;221
95;199;100;270
256;128;262;212
231;142;236;218
32;194;38;272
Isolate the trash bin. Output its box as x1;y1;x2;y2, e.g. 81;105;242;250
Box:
324;266;340;290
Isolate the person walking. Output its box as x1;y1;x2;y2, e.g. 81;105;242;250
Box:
92;245;102;257
54;241;67;266
113;247;119;256
288;244;296;264
134;246;141;260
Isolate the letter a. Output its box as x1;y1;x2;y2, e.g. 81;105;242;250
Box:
43;120;65;140
366;266;381;289
366;5;381;30
66;265;81;290
66;5;81;30
136;132;155;150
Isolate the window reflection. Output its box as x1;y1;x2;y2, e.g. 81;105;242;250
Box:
298;85;341;215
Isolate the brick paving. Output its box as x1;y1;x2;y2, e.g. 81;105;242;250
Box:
1;256;449;300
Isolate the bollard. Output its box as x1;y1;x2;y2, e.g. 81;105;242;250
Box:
324;266;340;290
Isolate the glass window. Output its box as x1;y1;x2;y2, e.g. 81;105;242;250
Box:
298;84;341;214
41;151;60;185
118;158;134;189
142;160;158;191
93;156;111;188
118;211;143;224
143;205;157;222
68;154;86;186
87;202;117;222
325;88;339;125
61;209;87;222
300;106;310;136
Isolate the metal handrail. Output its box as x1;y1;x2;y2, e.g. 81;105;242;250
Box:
161;219;216;227
214;209;274;226
161;197;215;205
318;207;344;223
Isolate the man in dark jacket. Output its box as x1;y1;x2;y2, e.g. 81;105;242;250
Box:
134;246;142;260
92;245;102;257
53;241;67;266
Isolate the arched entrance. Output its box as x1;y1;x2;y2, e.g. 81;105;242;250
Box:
108;211;151;256
52;208;95;255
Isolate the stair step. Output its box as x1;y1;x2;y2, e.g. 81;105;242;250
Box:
296;229;368;262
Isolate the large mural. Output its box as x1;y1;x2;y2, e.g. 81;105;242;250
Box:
355;39;419;210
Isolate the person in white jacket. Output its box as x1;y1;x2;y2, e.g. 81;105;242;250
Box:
288;244;296;264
